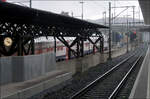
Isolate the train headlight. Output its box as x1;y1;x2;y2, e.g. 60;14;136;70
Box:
4;37;13;47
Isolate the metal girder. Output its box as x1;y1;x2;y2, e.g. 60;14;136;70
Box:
88;36;104;53
56;36;78;59
0;21;104;56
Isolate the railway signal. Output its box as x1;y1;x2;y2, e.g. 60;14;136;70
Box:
130;31;137;42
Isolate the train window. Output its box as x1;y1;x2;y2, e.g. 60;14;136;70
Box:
56;41;59;44
86;43;88;47
50;48;54;51
60;46;63;50
57;47;60;51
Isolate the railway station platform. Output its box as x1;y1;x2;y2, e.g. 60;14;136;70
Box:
0;45;130;99
0;70;72;99
129;45;150;99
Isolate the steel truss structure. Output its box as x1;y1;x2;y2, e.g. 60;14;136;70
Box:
0;1;108;59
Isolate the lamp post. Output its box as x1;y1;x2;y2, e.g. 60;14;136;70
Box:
132;6;135;27
125;15;131;53
80;1;84;20
127;15;129;53
79;0;84;57
108;2;112;60
103;11;107;35
30;0;32;8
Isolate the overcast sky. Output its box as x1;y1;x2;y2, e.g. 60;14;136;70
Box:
8;0;143;20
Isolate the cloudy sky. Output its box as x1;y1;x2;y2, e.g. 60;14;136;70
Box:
7;0;143;20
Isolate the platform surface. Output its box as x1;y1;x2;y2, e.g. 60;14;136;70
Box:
0;70;72;99
129;46;150;99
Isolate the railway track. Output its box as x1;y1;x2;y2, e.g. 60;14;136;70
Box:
70;48;146;99
31;45;147;99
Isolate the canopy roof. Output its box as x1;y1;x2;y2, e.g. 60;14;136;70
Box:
0;1;108;29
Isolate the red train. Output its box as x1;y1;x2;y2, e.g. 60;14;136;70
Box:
34;37;108;61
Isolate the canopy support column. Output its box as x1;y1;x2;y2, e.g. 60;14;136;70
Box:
17;36;23;56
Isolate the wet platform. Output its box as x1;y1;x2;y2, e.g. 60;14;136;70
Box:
0;70;72;99
129;45;150;99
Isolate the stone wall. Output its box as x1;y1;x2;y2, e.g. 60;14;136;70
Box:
56;47;126;75
56;53;108;75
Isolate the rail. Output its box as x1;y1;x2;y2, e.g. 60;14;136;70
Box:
108;55;142;99
70;50;138;99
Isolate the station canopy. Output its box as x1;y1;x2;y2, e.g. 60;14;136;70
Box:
0;1;108;37
139;0;150;25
